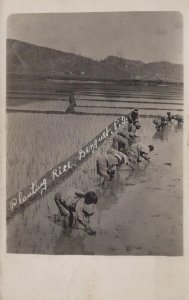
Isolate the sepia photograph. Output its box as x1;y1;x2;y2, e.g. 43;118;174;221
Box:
6;11;183;255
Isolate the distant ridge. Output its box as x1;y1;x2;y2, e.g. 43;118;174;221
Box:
7;39;183;82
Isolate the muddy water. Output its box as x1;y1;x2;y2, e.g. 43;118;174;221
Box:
54;122;183;256
7;120;183;255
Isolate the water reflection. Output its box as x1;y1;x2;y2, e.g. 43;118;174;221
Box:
173;123;183;132
153;129;169;142
53;227;94;255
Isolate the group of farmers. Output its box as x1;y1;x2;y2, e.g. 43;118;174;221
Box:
54;105;183;235
153;112;183;131
96;109;154;186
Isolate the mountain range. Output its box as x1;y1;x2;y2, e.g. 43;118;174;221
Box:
7;39;183;82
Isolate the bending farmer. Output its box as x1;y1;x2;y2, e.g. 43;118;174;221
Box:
54;189;98;235
131;143;154;162
96;149;134;185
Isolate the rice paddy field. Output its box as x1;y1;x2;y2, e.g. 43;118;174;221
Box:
6;74;183;255
7;74;183;116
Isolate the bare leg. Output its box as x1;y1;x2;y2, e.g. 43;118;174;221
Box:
112;139;119;150
100;176;107;187
71;212;78;229
63;215;70;228
54;197;70;227
55;198;66;216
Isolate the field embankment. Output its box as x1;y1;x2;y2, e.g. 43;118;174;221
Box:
7;74;183;116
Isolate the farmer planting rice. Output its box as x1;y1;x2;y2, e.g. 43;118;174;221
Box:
153;116;167;131
54;189;97;235
123;119;141;134
153;118;162;131
128;108;140;124
173;114;183;125
6;12;184;258
123;109;141;133
166;112;174;124
111;116;141;154
96;148;134;186
111;131;136;153
129;143;154;163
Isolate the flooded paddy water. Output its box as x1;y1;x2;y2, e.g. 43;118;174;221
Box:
6;75;183;255
7;74;183;116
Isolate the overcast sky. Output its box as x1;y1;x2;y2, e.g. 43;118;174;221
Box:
7;12;183;64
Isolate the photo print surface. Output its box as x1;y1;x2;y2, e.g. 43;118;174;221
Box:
6;12;183;255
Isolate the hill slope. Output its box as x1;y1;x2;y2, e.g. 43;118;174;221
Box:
7;39;183;82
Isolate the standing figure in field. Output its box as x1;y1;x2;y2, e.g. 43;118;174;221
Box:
129;143;154;163
65;91;76;113
54;189;97;235
96;149;134;186
173;114;183;125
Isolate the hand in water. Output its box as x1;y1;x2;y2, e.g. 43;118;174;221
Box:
87;228;96;235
